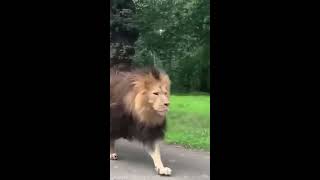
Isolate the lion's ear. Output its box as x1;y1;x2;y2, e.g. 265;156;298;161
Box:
130;74;149;91
161;74;171;88
140;73;155;89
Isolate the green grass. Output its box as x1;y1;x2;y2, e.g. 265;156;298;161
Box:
165;93;210;151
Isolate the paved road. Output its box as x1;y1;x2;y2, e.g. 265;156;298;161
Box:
110;139;210;180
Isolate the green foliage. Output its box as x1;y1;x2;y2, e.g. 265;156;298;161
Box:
132;0;210;92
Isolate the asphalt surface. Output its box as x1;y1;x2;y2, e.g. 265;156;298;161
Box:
110;139;210;180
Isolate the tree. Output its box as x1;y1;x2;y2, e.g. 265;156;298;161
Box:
109;0;139;68
132;0;210;92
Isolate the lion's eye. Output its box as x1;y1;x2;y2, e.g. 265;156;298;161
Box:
153;92;159;95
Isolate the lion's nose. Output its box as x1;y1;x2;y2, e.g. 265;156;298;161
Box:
164;103;169;107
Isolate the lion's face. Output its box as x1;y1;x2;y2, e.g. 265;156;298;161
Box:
146;82;170;117
126;69;171;125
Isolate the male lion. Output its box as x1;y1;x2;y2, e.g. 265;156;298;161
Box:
110;66;172;176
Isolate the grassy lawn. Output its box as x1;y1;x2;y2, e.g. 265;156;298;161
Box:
165;93;210;151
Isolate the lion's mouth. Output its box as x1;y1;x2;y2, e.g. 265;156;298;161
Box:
157;109;168;116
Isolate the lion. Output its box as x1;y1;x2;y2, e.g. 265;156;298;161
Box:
110;66;172;176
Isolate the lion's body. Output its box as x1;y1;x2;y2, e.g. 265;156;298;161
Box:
110;66;169;146
109;66;172;175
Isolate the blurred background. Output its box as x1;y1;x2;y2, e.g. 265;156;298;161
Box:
110;0;210;151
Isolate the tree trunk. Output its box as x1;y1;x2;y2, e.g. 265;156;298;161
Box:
109;0;139;69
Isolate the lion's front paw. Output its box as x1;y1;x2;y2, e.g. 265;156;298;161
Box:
155;167;172;176
110;153;118;160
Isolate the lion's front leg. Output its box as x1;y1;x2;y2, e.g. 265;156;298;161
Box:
146;141;172;176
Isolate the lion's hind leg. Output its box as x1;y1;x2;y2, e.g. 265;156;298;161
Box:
110;140;118;160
